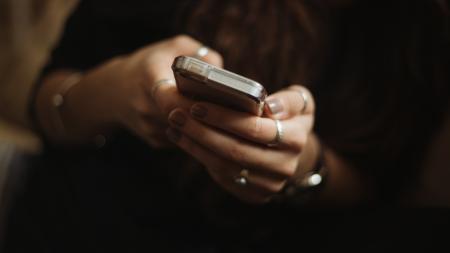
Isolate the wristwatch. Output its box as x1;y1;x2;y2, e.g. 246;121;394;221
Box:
276;144;327;205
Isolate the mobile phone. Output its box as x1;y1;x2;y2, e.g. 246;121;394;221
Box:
171;56;267;116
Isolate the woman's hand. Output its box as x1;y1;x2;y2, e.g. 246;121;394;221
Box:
166;85;316;204
37;35;222;147
105;35;222;147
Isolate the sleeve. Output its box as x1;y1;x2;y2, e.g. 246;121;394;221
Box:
29;1;99;137
41;1;101;74
0;0;78;126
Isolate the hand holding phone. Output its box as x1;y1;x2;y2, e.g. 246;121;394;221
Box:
172;56;267;116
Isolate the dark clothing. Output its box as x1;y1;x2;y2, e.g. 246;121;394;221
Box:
5;1;292;251
4;0;450;252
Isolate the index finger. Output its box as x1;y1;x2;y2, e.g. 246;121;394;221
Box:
149;35;223;82
153;84;196;116
165;35;223;67
264;85;315;120
147;35;224;113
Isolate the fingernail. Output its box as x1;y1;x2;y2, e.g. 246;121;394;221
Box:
166;128;181;142
265;98;283;115
191;104;207;119
169;111;187;127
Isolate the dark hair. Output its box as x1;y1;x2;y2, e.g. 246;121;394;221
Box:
179;0;322;92
179;0;450;202
314;0;450;202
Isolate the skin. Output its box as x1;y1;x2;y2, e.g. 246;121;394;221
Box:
166;87;316;203
36;35;370;205
37;35;223;147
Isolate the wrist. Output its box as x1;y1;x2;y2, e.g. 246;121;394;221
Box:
35;70;79;142
36;70;116;146
292;133;322;182
64;70;120;145
275;134;328;205
287;137;326;192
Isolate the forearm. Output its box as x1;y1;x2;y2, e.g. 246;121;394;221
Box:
318;145;374;205
293;134;373;206
0;0;79;127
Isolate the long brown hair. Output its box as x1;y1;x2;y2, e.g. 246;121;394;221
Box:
178;0;450;202
178;0;324;93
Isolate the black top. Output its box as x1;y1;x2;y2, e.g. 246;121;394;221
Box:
5;1;450;252
7;2;302;252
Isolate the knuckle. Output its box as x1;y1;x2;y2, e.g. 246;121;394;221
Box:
227;142;245;163
160;101;173;115
250;156;271;172
287;84;316;113
157;90;177;114
142;63;163;85
247;117;263;139
133;101;151;116
291;140;303;153
291;132;308;151
143;60;156;77
300;132;309;145
288;84;304;91
207;51;224;66
279;160;298;178
171;34;192;48
265;182;285;194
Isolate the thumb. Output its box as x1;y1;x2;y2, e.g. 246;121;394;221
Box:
264;85;314;120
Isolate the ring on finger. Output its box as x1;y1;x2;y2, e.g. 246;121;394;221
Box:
296;89;308;114
194;46;209;59
151;78;176;100
267;119;284;147
234;169;249;186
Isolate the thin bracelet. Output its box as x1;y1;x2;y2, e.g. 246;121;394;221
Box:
51;72;83;139
51;73;107;148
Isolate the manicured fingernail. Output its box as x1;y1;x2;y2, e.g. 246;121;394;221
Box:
166;128;181;142
265;98;283;115
191;104;207;119
169;111;187;127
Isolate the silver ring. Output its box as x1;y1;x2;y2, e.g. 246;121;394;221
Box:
151;78;176;99
195;46;209;59
298;89;308;114
268;119;283;147
234;169;249;186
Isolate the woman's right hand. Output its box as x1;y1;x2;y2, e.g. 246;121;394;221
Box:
38;35;222;147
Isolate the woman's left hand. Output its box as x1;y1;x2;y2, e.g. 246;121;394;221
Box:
167;85;315;204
